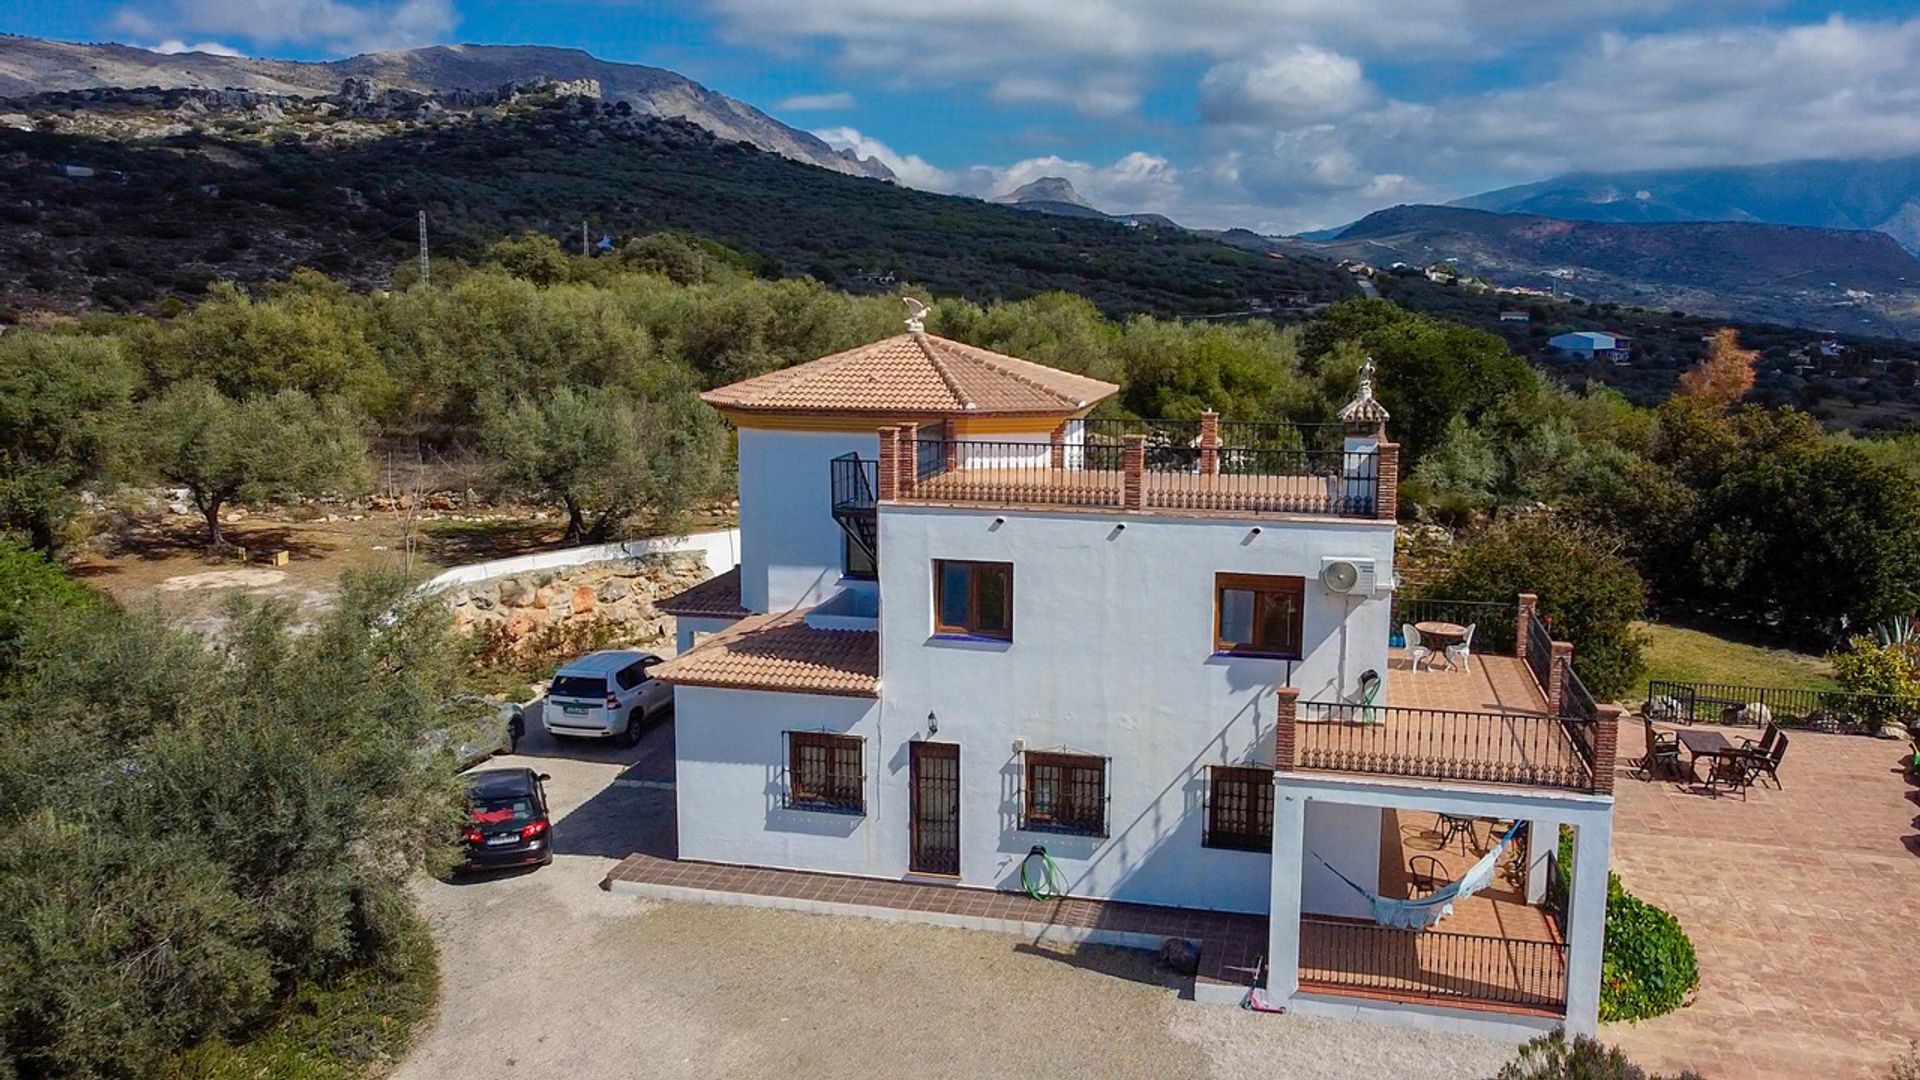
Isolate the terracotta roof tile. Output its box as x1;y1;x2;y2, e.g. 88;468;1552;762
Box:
651;609;878;698
700;332;1118;416
656;567;749;619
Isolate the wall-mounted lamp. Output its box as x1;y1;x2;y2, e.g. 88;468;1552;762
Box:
1249;526;1263;537
927;711;938;735
992;516;1006;526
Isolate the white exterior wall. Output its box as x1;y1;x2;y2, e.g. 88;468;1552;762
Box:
736;429;877;613
674;685;893;875
872;503;1396;913
672;615;740;656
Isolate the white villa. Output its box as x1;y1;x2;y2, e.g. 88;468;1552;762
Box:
650;314;1622;1038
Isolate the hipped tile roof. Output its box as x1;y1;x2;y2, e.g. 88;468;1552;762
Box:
656;567;749;619
650;609;878;698
700;332;1118;416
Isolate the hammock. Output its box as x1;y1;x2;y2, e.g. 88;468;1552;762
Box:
1310;821;1523;931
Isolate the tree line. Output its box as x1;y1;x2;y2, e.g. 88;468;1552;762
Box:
6;232;1920;682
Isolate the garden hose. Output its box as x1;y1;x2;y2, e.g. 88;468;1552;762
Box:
1021;845;1067;901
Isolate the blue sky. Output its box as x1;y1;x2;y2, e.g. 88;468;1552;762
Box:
7;0;1920;232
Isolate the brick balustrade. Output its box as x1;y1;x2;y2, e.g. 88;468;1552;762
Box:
1122;434;1146;509
1591;704;1620;795
1547;641;1574;716
876;426;899;500
1375;442;1399;521
1049;420;1068;469
1515;592;1538;658
1273;686;1300;771
1199;410;1221;476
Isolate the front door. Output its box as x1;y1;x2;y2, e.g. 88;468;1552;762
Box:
909;741;960;875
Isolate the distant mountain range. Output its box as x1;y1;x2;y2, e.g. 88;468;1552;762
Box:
991;175;1181;229
0;35;893;181
1455;156;1920;254
1285;204;1920;337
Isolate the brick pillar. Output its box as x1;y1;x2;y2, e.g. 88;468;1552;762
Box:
1592;704;1621;795
1050;420;1068;470
895;424;919;496
1374;441;1400;520
1199;410;1221;476
1515;592;1538;658
1273;686;1300;772
1548;640;1574;715
877;426;899;501
1122;434;1147;508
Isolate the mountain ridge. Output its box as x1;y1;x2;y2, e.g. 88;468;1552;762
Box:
1454;156;1920;254
0;35;894;181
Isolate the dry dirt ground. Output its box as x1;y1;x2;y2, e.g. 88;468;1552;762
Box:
398;714;1519;1080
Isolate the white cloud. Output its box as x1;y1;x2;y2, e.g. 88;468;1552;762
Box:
151;39;246;57
112;0;456;56
777;91;857;111
988;75;1139;118
812;126;959;191
1199;44;1374;125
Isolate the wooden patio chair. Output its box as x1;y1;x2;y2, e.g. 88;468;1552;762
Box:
1637;716;1681;780
1738;721;1782;758
1741;729;1788;789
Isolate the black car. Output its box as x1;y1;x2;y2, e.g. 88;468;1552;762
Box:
460;767;553;872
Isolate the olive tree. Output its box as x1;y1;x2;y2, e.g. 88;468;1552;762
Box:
481;385;725;543
134;383;370;549
0;333;136;550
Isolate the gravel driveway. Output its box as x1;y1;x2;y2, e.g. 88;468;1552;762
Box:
399;715;1519;1080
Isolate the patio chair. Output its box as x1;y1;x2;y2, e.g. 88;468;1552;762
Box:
1408;855;1445;896
1637;717;1681;780
1740;729;1788;789
1401;623;1433;670
1704;748;1763;798
1738;721;1781;758
1445;624;1476;673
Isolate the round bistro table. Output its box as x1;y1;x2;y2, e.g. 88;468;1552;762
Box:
1413;621;1468;669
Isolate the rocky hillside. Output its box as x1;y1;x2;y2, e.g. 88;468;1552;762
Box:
0;85;1350;317
1290;205;1920;338
0;35;892;180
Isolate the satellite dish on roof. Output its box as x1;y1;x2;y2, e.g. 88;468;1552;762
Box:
903;297;930;333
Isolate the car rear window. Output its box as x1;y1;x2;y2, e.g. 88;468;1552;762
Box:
470;796;536;825
549;675;606;699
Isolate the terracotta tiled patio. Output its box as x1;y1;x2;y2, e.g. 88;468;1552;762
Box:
1604;720;1920;1079
1383;649;1551;715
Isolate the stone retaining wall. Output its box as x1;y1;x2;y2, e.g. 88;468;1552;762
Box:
445;552;709;648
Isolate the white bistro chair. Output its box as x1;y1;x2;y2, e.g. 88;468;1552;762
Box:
1446;624;1476;673
1402;623;1432;670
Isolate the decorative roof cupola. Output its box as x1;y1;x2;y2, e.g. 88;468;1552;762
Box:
1338;357;1391;440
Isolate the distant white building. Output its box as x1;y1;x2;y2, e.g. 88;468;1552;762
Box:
1499;310;1531;324
1548;331;1631;361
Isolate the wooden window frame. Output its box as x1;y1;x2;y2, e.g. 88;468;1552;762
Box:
1213;573;1306;659
1021;751;1108;837
784;731;865;814
1203;765;1275;852
933;559;1014;641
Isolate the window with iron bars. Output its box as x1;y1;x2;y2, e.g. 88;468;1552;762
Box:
1021;751;1108;837
1203;765;1274;852
785;731;865;814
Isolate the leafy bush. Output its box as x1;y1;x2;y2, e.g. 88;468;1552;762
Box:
469;613;634;690
1431;514;1648;699
0;571;464;1078
1830;636;1920;731
1498;1032;1703;1080
1559;830;1700;1023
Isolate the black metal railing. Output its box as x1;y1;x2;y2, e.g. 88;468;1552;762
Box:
1526;611;1555;693
1299;916;1568;1014
1387;598;1512;654
829;453;877;512
1644;679;1920;734
1559;665;1598;771
1296;701;1596;791
1075;417;1350;453
900;437;1379;517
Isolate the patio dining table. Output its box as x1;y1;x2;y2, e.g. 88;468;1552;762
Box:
1675;729;1733;781
1413;621;1468;669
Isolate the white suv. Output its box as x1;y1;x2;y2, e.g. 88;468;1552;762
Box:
542;650;672;746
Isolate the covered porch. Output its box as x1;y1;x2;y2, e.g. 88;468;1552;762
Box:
1266;769;1614;1037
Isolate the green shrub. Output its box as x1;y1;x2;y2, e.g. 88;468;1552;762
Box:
1559;830;1700;1022
1432;514;1648;699
1498;1031;1704;1080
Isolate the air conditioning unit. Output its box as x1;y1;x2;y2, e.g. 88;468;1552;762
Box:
1320;557;1378;596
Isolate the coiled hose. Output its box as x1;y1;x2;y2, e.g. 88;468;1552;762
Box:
1021;845;1066;901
